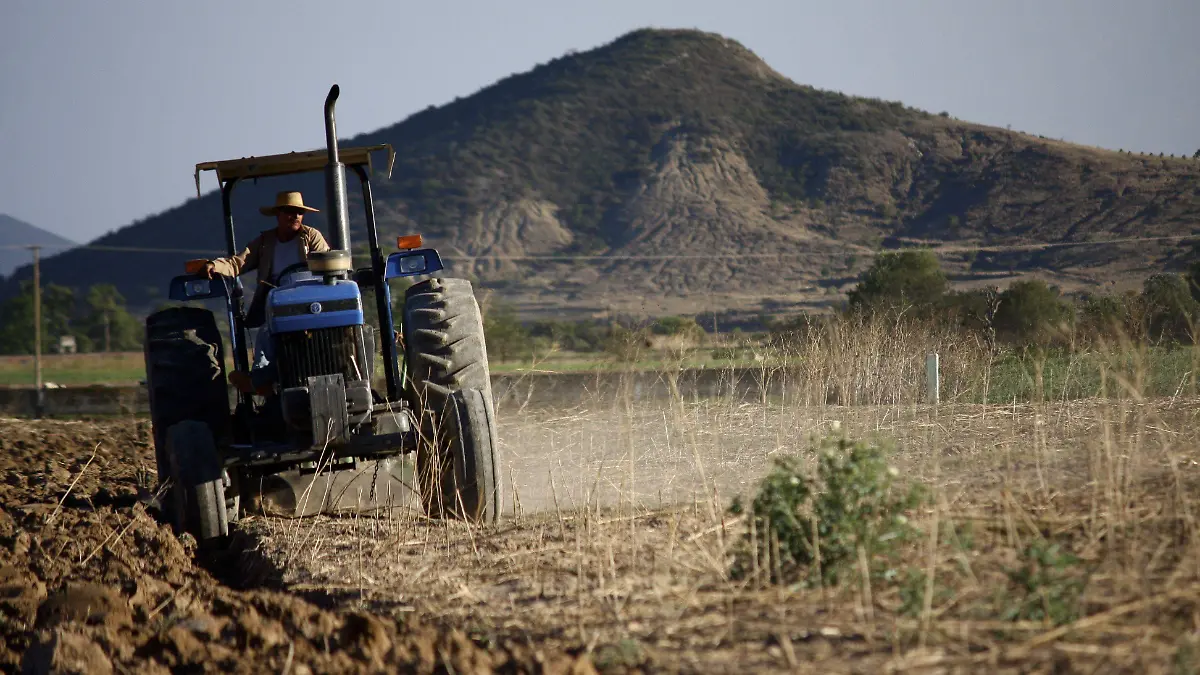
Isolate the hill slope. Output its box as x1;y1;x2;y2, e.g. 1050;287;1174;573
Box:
7;28;1200;320
0;215;76;280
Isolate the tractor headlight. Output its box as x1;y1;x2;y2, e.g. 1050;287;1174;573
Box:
384;248;443;280
398;255;427;274
184;279;212;297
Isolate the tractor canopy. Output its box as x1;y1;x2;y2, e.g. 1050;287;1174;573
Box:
193;144;395;197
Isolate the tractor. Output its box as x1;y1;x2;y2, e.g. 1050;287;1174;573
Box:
143;84;500;547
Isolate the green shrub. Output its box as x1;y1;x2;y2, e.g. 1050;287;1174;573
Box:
651;315;705;341
603;323;650;364
1078;293;1127;339
846;249;948;315
729;435;927;587
482;300;530;362
1141;273;1198;344
528;319;612;352
999;539;1088;626
993;279;1073;349
899;567;954;617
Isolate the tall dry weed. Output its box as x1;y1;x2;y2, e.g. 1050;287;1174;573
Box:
243;310;1200;671
759;311;990;407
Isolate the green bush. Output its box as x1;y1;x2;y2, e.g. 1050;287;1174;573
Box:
1077;293;1128;339
999;539;1088;626
651;315;705;340
846;249;948;315
482;300;530;362
1141;273;1198;344
603;323;650;364
729;435;927;587
993;279;1073;349
528;319;612;353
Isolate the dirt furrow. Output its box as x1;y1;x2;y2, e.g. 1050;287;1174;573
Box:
0;417;594;674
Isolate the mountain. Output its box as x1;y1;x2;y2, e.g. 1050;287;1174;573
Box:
0;215;77;280
6;28;1200;322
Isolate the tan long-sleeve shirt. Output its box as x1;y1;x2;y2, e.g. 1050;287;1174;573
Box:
208;224;330;327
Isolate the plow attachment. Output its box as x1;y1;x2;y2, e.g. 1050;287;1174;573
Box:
243;457;420;518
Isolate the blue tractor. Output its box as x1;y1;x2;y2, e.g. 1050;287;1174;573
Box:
143;85;500;547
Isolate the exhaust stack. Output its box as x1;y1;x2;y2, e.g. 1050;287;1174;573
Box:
323;84;352;254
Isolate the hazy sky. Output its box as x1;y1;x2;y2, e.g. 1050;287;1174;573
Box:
2;0;1197;245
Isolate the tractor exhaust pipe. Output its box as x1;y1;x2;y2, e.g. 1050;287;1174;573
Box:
323;84;352;254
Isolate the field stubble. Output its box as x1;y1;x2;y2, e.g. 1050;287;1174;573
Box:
245;382;1200;673
5;315;1200;672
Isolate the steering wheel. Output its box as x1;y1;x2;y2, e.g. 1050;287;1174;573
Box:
277;262;310;278
273;262;315;288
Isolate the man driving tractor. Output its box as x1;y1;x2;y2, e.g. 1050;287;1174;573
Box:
197;190;330;395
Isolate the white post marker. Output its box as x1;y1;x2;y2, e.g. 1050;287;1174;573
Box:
926;353;939;404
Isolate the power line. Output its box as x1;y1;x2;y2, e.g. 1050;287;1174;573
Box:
0;232;1195;260
885;233;1200;254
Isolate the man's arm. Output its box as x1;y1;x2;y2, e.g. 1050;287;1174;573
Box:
204;234;263;279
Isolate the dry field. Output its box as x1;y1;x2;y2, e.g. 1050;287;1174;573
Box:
243;394;1200;673
3;319;1200;672
2;387;1200;673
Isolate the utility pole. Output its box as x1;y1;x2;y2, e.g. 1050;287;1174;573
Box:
30;245;44;418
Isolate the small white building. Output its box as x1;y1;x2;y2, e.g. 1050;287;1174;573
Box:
56;335;77;354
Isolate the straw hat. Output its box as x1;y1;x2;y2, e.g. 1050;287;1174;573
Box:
259;191;320;216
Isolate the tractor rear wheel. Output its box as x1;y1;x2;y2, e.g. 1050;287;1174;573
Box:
417;388;501;523
402;278;494;405
165;420;230;546
402;278;501;523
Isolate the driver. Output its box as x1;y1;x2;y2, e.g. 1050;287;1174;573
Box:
198;190;331;395
201;190;330;326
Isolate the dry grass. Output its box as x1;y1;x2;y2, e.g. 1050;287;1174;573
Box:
234;316;1200;672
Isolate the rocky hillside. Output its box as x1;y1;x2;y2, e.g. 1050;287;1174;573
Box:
7;28;1200;320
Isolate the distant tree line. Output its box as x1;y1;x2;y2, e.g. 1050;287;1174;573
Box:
480;298;708;363
813;248;1200;351
436;234;1200;366
0;282;142;355
479;246;1200;364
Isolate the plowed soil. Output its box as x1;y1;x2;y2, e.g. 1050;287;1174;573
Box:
0;417;594;674
4;397;1200;673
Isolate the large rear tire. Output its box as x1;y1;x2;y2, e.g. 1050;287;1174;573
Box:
402;278;502;523
402;278;494;405
144;307;235;531
419;388;501;523
166;420;230;547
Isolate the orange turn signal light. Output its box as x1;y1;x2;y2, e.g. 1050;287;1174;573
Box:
397;234;423;250
184;258;209;274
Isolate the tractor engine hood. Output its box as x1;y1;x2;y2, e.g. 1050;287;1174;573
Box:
267;279;364;334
